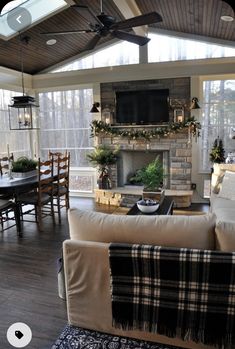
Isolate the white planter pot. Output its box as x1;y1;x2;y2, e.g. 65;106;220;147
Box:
12;170;37;179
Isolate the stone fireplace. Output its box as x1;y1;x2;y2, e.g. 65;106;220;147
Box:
97;128;192;191
98;76;192;192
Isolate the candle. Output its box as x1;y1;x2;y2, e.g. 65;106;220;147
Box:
177;115;183;123
34;141;37;158
7;144;10;158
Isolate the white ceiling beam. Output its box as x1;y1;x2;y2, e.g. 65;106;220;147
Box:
112;0;147;37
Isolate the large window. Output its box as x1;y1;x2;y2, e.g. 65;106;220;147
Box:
200;80;235;172
51;41;139;73
0;89;31;159
39;88;94;167
148;33;235;63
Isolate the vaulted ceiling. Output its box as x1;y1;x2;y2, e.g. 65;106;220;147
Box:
0;0;234;75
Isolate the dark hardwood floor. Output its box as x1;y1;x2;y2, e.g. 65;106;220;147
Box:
0;197;209;348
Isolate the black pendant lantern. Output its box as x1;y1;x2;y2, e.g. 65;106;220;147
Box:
8;36;39;130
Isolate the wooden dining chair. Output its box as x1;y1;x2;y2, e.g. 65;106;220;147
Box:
52;152;70;223
0;154;14;200
0;199;20;234
0;153;14;176
18;158;55;231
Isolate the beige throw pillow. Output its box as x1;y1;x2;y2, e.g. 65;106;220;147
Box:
212;170;225;194
68;208;216;250
218;171;235;200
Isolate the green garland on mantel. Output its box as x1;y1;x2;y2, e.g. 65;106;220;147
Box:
90;117;201;141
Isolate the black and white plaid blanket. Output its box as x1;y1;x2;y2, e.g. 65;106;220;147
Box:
109;244;235;348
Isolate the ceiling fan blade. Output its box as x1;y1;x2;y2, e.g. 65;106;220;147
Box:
110;12;162;30
222;0;235;12
84;34;102;51
71;4;103;26
112;31;150;46
41;30;94;36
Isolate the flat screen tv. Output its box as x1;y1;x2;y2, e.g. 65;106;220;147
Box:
115;89;169;125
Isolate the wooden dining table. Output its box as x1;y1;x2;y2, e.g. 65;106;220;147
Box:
0;175;39;235
0;168;68;235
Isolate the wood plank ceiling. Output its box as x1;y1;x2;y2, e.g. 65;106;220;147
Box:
0;0;234;75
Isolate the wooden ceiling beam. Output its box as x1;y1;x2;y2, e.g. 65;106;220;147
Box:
112;0;147;37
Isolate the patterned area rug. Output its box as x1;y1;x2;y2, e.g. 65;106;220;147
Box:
52;325;184;349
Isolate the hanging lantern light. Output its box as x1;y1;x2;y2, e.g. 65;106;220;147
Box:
8;36;39;130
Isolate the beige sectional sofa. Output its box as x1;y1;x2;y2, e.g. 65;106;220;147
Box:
62;208;235;349
210;163;235;251
62;165;235;348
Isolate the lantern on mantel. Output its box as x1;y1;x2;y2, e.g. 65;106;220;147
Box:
8;36;39;130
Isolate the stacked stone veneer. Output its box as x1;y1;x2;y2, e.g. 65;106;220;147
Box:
100;77;191;123
98;77;192;191
97;129;192;191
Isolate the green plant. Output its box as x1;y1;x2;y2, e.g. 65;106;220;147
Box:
90;117;201;140
87;145;119;189
209;138;225;164
87;145;119;172
12;156;38;172
130;157;164;191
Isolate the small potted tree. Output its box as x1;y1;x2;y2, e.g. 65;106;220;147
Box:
209;138;225;164
209;138;225;173
87;145;119;189
130;156;165;202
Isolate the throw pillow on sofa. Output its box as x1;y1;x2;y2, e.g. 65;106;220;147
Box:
212;169;226;194
218;170;235;200
68;208;216;250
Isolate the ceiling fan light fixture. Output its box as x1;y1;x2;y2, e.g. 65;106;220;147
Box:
221;15;234;21
41;2;163;50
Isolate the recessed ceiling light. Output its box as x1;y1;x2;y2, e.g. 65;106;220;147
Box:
46;39;57;45
221;15;234;22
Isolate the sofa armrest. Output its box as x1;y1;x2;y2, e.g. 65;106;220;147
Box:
63;239;112;330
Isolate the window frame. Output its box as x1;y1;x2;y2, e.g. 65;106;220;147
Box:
37;86;98;194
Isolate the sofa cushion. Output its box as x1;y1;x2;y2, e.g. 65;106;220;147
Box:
218;171;235;200
68;208;216;250
210;194;235;213
215;221;235;252
213;208;235;223
212;170;225;194
211;164;235;194
213;163;235;176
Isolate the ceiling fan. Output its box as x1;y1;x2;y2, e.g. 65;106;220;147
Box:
41;0;163;50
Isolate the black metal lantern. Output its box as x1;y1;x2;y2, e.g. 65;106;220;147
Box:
9;96;39;130
8;36;39;130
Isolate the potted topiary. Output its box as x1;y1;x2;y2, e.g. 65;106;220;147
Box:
209;138;225;174
12;156;38;178
87;145;119;189
209;138;225;164
130;156;165;202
